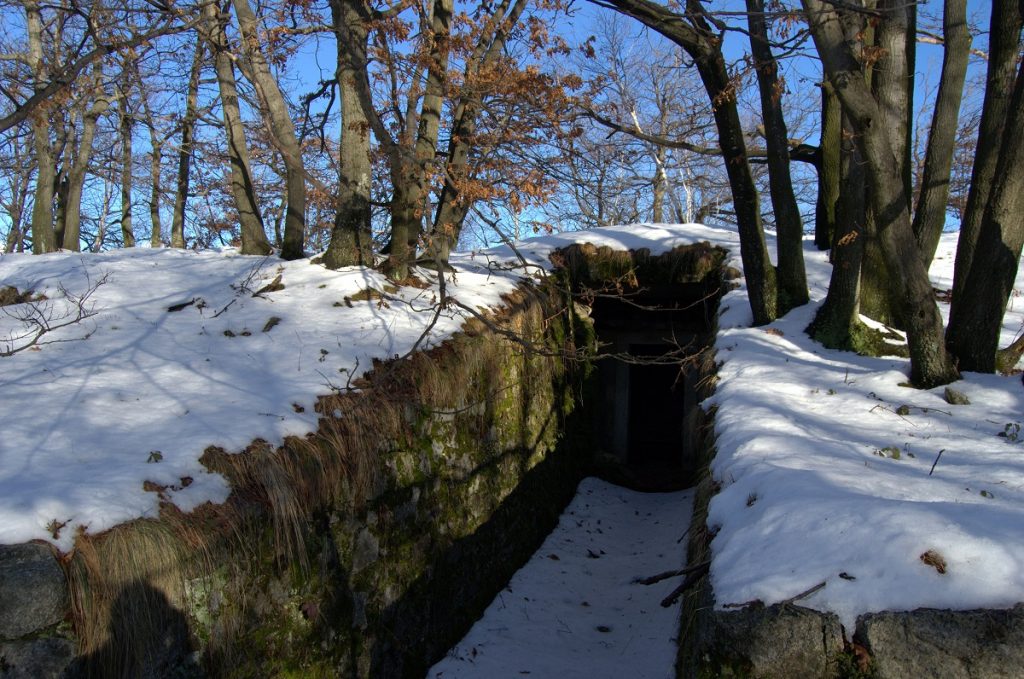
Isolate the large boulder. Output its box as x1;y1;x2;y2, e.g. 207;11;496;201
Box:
696;603;845;678
857;605;1024;679
0;543;68;640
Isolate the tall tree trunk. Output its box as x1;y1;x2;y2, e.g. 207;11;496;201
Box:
808;111;867;348
951;0;1023;300
430;0;528;268
815;81;840;251
746;0;808;311
137;76;164;248
63;72;113;252
119;95;136;248
323;0;373;269
4;136;32;253
386;0;453;278
803;0;958;387
946;59;1024;372
232;0;306;259
594;0;778;325
912;0;969;268
170;39;203;249
26;0;55;254
651;147;666;223
859;0;913;327
202;0;270;255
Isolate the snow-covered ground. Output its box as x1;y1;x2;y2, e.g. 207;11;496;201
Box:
0;224;725;550
428;479;693;679
707;234;1024;633
1;225;1022;645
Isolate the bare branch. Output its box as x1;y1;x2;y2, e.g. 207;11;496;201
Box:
0;272;109;357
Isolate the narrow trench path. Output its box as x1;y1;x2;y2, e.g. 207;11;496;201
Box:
428;477;695;679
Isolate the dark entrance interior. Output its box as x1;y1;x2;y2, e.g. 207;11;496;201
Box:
627;345;687;478
587;282;718;491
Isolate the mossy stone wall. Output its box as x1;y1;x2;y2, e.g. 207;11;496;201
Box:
185;283;595;678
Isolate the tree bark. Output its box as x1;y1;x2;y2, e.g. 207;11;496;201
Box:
946;57;1024;373
26;0;56;254
136;70;164;248
912;0;969;268
808;111;866;349
385;0;453;278
62;68;113;252
815;81;840;251
859;0;913;327
232;0;306;259
119;94;136;248
803;0;958;387
593;0;778;325
170;39;203;249
951;0;1022;300
323;0;373;269
746;0;808;311
202;0;270;255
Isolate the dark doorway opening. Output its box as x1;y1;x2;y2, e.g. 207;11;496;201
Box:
627;345;687;488
587;296;713;491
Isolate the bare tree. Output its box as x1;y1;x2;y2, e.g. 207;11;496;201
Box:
590;0;779;325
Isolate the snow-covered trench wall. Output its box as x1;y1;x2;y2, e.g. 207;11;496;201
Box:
0;242;728;678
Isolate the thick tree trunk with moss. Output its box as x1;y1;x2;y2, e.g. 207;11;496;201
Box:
232;0;305;260
951;0;1023;301
202;1;270;255
138;80;163;248
746;0;807;312
596;0;777;325
804;0;958;387
912;0;970;268
61;67;112;252
323;0;373;269
946;58;1024;373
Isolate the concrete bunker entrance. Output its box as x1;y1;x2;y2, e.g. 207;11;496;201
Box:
589;292;714;491
562;243;726;492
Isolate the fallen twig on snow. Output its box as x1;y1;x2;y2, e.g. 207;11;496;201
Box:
659;560;711;607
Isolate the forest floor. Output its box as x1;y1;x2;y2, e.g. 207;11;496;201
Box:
1;225;1022;672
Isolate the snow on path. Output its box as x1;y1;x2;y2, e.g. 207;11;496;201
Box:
428;477;693;679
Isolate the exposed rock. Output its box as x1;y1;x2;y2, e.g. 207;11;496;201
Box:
0;637;75;678
0;286;40;308
0;544;68;640
696;603;845;678
857;605;1024;679
944;387;971;405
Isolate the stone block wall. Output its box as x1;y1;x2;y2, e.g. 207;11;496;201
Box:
0;280;595;678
